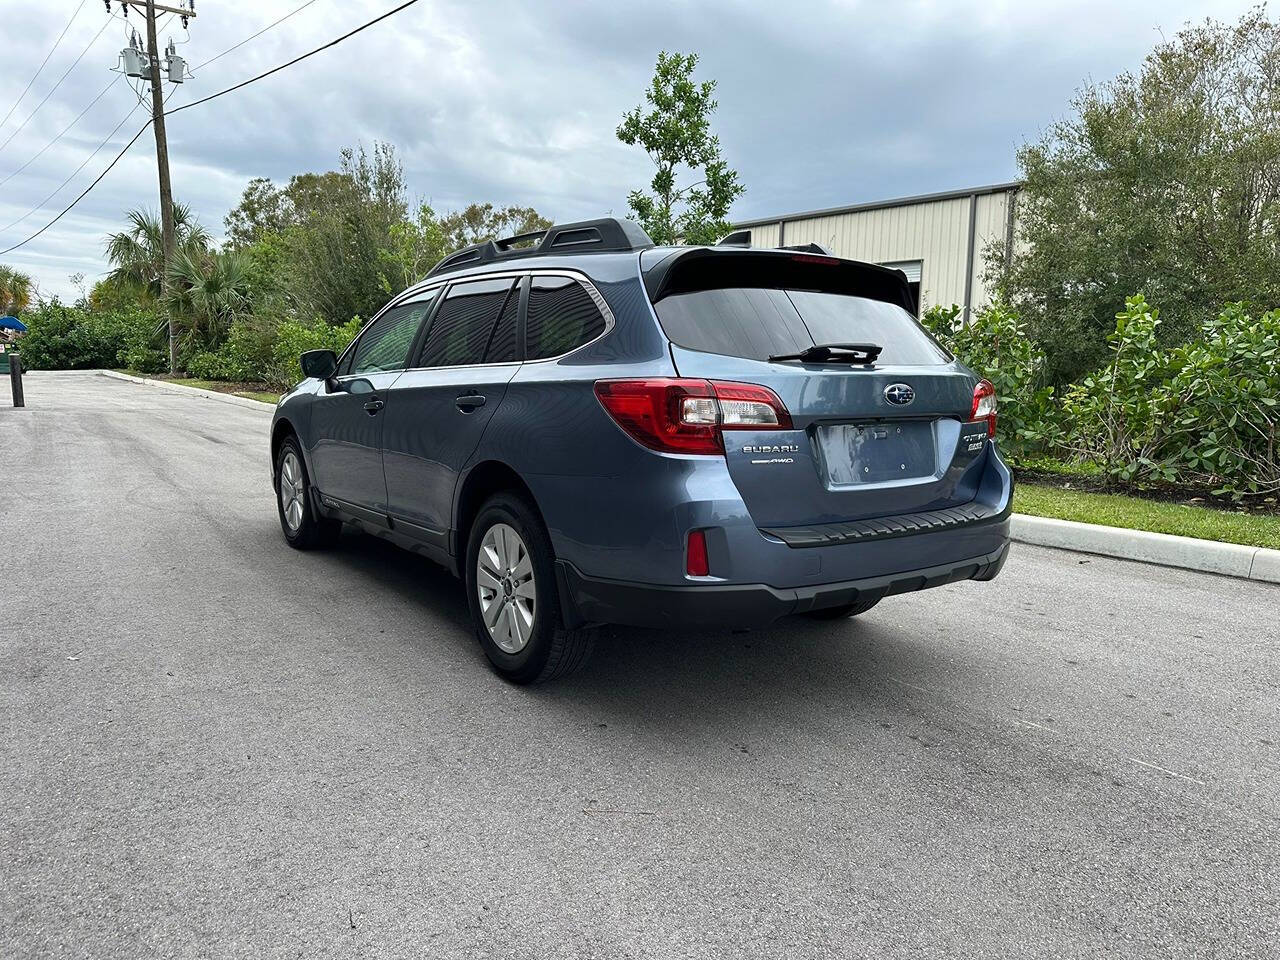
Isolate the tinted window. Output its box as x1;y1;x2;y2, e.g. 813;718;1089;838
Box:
418;278;514;368
350;298;435;374
654;288;948;366
526;276;607;360
484;283;520;363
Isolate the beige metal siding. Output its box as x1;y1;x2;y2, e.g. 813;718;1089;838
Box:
749;221;782;248
739;186;1019;314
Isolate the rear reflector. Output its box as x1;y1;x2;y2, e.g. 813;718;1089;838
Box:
595;378;791;455
971;379;998;438
686;529;710;577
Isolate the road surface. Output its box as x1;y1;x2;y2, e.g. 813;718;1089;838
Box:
2;372;1277;958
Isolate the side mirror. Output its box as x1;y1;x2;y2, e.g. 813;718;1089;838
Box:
300;349;337;380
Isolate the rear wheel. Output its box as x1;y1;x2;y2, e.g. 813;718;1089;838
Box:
465;493;595;684
803;596;881;620
275;436;341;549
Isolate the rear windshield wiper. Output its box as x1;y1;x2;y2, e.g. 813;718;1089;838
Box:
768;342;883;365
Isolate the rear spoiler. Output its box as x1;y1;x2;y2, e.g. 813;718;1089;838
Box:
642;246;914;313
716;230;837;258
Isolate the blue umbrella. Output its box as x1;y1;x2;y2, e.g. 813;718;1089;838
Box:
0;316;27;332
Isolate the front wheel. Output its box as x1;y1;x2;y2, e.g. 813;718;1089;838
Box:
275;436;341;549
465;493;595;684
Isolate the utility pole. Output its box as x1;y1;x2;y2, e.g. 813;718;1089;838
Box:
143;0;177;373
114;0;196;374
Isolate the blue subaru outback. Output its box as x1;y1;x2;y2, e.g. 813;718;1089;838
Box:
271;218;1012;683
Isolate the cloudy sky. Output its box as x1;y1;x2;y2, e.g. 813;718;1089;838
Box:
0;0;1257;300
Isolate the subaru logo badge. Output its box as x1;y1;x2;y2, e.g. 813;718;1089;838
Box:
884;383;915;406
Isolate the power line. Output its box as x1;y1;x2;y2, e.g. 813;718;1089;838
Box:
0;121;151;259
0;13;115;154
191;0;321;73
169;0;419;118
0;13;179;189
0;89;147;236
0;78;116;190
0;0;90;131
0;0;423;258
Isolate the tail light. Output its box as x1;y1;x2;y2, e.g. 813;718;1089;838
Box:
971;379;997;438
594;378;791;455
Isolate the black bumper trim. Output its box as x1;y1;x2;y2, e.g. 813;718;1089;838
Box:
760;500;1010;548
557;540;1011;630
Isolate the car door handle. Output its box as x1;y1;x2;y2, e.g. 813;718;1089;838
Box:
455;394;486;412
363;398;384;414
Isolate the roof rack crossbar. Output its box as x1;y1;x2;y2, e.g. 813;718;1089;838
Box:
424;217;654;278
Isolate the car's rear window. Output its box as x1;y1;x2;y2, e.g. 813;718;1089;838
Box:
653;287;949;366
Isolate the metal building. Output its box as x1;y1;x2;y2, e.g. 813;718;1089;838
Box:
733;182;1021;318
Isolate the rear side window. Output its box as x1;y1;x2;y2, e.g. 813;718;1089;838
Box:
418;277;515;368
654;287;948;366
526;276;607;360
349;298;434;374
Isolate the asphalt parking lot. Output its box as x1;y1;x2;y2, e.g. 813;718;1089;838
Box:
2;371;1278;958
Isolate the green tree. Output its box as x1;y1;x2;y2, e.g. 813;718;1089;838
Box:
0;265;33;315
438;203;552;251
377;202;553;294
223;177;294;249
104;203;211;303
999;7;1280;384
277;142;410;324
617;51;744;245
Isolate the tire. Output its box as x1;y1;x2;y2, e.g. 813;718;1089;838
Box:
802;595;882;620
465;492;595;684
275;435;342;550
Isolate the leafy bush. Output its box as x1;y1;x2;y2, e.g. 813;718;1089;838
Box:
264;316;362;389
1062;296;1280;498
1060;295;1176;484
184;313;280;382
17;302;162;372
920;301;1059;458
1160;304;1280;497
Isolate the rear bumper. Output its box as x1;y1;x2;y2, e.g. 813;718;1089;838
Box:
557;539;1010;630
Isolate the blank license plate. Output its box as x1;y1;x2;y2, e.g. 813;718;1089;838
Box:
818;422;937;485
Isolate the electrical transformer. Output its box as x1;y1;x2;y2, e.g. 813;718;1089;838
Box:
121;44;148;79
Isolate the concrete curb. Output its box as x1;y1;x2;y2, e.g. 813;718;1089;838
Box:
1011;514;1280;585
99;369;276;412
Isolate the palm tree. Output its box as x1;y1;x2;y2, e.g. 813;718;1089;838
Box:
0;265;33;316
104;203;211;302
165;248;250;353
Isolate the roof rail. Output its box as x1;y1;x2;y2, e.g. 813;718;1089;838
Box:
424;217;654;279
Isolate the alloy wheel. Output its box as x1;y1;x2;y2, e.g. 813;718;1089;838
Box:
279;450;305;532
476;522;536;654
